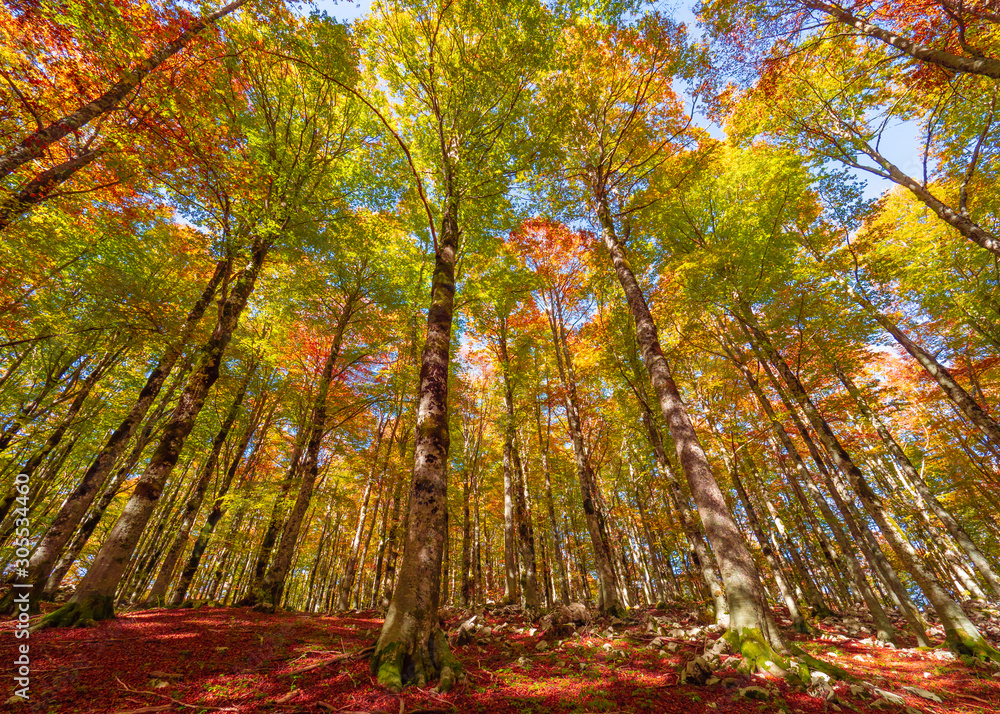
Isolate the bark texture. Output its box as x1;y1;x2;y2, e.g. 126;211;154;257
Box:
38;236;269;628
371;206;461;692
597;199;784;665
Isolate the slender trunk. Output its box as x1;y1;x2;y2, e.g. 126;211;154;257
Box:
720;335;896;627
738;307;995;656
823;266;1000;446
497;320;539;612
459;400;484;608
256;291;358;608
545;293;621;614
0;147;106;230
535;384;569;604
1;348;116;529
597;202;782;660
338;476;375;610
834;363;1000;600
144;369;253;604
729;460;807;632
22;260;227;606
40;236;270;627
744;320;929;641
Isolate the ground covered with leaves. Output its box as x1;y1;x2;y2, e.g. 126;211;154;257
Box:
3;603;1000;714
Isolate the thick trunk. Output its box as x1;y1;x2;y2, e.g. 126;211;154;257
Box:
371;205;461;692
598;206;781;663
21;260;227;605
639;398;728;622
39;237;269;628
0;0;252;181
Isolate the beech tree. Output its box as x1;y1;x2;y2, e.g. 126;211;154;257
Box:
3;0;1000;702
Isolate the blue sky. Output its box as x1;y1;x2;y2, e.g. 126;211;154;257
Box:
302;0;917;202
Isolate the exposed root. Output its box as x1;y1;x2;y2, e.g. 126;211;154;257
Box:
789;643;852;683
724;626;791;678
947;629;1000;662
35;594;114;630
370;627;464;692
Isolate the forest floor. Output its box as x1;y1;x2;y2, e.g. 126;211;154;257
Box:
2;602;1000;714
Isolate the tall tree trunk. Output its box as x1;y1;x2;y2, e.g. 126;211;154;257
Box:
534;380;570;604
719;334;897;635
544;293;622;614
737;307;998;658
628;357;729;623
17;260;227;607
338;475;375;610
370;202;462;692
0;354;73;454
729;459;808;633
736;319;929;643
497;320;540;613
2;344;118;524
459;401;484;608
39;236;271;628
818;264;1000;446
596;202;783;666
143;368;254;605
254;290;359;609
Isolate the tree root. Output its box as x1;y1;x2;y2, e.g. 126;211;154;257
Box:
946;629;1000;662
724;627;790;678
788;644;852;682
35;595;114;629
370;628;463;692
721;627;851;686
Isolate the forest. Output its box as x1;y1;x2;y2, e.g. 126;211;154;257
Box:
1;0;999;712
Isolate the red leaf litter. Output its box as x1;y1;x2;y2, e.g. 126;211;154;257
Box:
3;604;999;713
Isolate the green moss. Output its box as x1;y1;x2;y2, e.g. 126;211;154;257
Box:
35;595;114;630
372;641;405;692
370;628;464;693
725;627;790;678
789;645;852;682
432;629;463;692
945;629;1000;662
